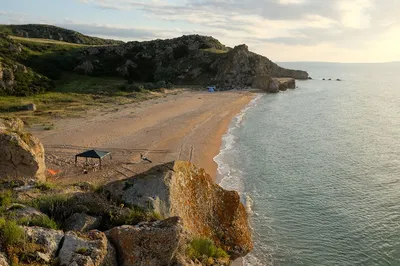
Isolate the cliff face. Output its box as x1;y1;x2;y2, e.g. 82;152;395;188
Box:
0;24;124;45
62;35;308;88
104;161;253;258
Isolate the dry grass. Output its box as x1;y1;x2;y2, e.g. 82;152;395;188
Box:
9;36;91;47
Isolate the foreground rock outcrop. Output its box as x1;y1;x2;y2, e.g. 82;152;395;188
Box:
0;118;46;181
104;161;253;258
107;217;185;266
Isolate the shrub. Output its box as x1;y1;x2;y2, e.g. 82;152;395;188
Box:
187;238;228;260
0;218;25;246
0;190;13;207
18;215;59;230
28;194;73;222
35;182;55;191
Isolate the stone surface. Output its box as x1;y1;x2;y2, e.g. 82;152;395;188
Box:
74;60;94;74
0;252;10;266
267;79;280;93
107;217;184;266
7;204;47;220
104;161;253;258
23;226;64;263
64;213;102;232
58;230;117;266
24;103;37;111
252;75;271;90
0;118;46;181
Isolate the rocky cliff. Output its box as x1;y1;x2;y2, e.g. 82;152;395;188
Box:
0;24;124;45
0;118;46;181
61;35;308;89
0;26;308;95
103;161;253;258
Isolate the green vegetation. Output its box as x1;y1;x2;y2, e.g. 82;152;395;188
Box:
0;24;124;45
18;215;59;230
76;247;89;255
187;238;229;261
34;182;55;191
0;218;25;246
0;190;13;207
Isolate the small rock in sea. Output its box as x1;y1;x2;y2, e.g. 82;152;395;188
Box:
308;77;313;80
336;78;342;81
328;78;332;81
322;78;326;80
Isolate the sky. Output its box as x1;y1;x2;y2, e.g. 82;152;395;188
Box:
1;0;400;63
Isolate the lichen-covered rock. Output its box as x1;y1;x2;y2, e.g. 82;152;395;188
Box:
107;217;184;266
7;204;47;220
0;252;10;266
23;226;64;263
0;118;46;181
58;230;117;266
64;213;102;232
103;161;253;258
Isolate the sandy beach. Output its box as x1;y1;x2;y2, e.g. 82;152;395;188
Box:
33;90;255;185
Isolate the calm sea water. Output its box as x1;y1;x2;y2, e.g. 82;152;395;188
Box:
215;62;400;266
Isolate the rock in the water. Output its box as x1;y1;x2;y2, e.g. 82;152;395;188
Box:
107;217;184;266
267;79;280;93
308;77;313;80
336;78;342;81
58;230;117;266
103;161;253;258
251;75;271;90
23;226;64;263
0;118;46;181
64;213;102;232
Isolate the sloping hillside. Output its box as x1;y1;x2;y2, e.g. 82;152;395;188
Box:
0;24;124;45
0;26;309;96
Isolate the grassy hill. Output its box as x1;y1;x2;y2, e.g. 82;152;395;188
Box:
0;24;124;45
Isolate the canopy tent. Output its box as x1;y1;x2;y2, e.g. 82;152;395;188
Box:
75;149;112;168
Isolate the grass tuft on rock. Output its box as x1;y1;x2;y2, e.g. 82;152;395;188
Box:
187;238;228;261
18;215;59;230
0;218;25;246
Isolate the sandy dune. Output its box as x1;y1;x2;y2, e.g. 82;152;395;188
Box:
33;90;254;185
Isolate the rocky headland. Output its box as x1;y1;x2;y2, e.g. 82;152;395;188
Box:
0;25;308;96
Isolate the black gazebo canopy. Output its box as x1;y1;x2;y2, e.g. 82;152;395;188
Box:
75;149;112;168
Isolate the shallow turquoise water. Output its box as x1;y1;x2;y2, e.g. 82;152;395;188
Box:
216;63;400;265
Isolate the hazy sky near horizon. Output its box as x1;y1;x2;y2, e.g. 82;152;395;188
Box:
1;0;400;62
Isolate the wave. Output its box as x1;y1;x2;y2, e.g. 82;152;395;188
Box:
214;93;263;201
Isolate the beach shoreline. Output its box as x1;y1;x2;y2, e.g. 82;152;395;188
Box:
33;90;255;185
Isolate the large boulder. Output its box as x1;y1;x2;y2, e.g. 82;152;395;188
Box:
74;60;94;74
58;230;117;266
7;204;48;220
64;213;102;232
23;226;64;263
0;118;46;181
267;79;280;93
107;217;184;266
103;161;253;258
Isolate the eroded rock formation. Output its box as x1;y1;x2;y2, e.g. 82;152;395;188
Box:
0;118;46;181
103;161;253;258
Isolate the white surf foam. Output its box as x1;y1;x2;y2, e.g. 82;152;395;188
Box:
214;93;263;200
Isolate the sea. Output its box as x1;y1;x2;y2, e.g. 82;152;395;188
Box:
214;62;400;266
